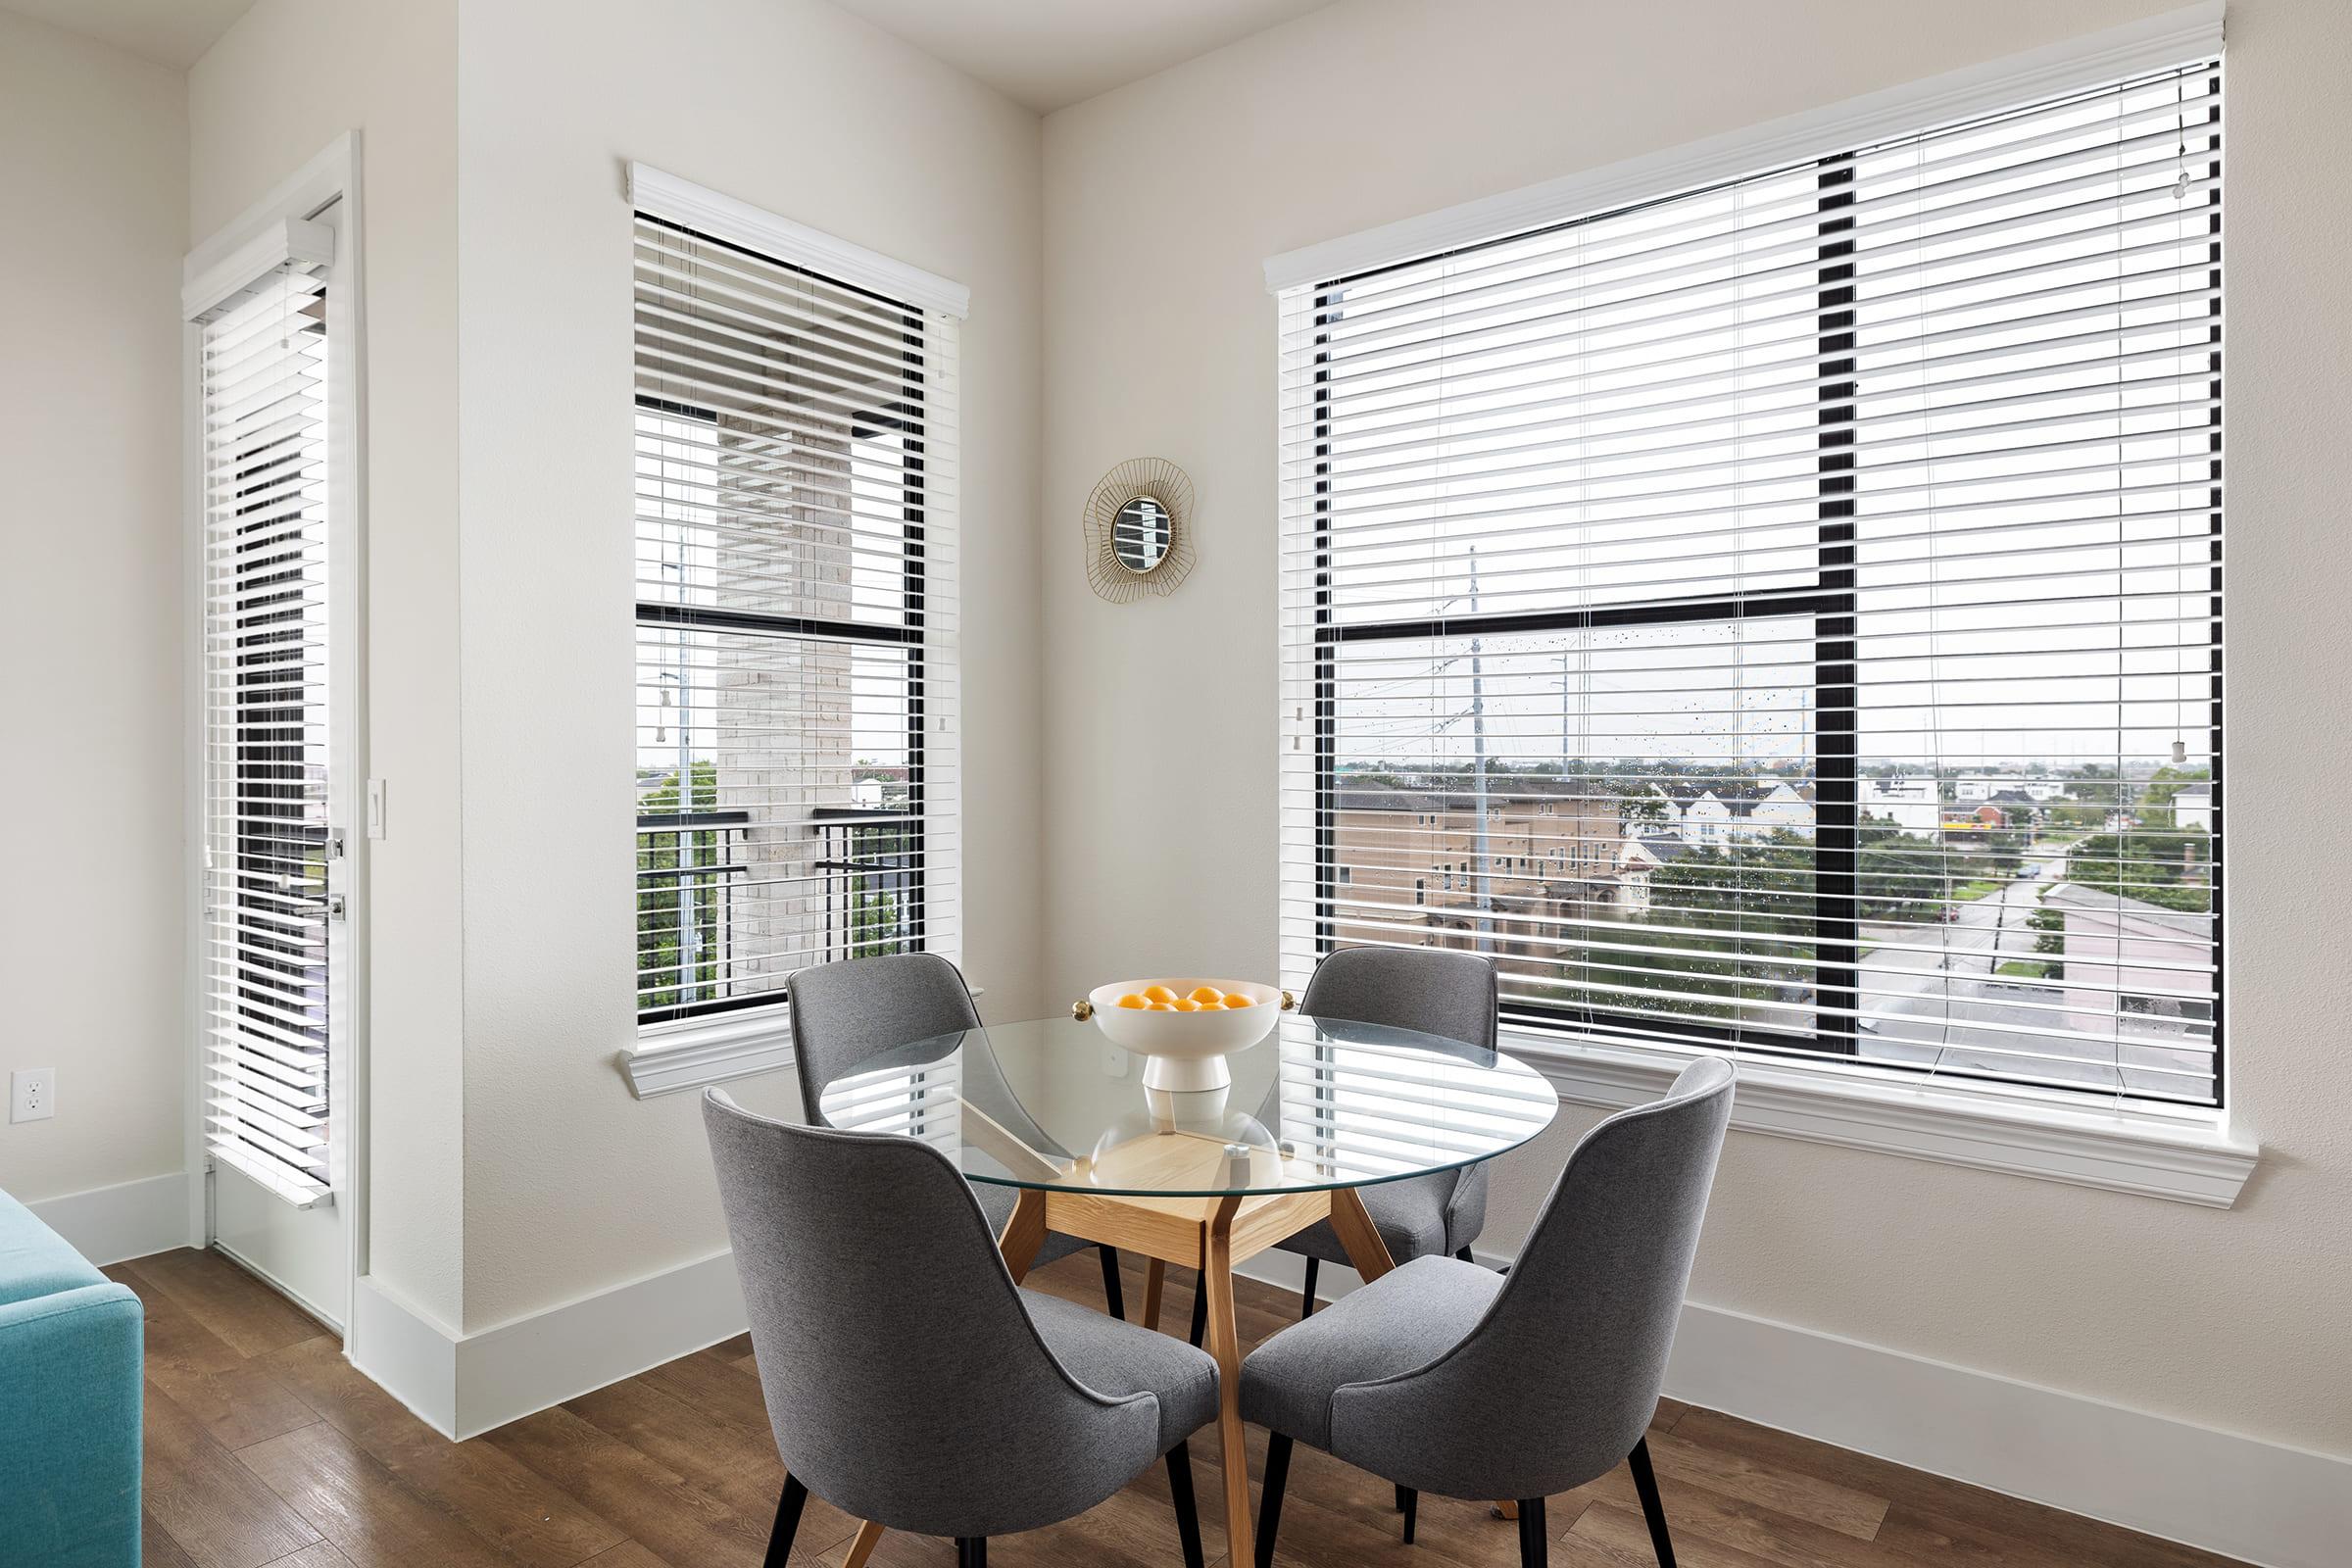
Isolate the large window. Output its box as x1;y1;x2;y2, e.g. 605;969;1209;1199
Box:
632;206;960;1027
1278;63;2222;1108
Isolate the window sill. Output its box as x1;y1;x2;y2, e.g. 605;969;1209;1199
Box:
619;1009;797;1100
1504;1029;2256;1208
618;986;985;1101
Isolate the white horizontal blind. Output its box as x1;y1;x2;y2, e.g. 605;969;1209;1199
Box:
1278;62;2223;1110
200;264;337;1206
632;213;960;1026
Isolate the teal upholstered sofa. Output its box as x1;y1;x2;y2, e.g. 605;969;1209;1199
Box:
0;1188;143;1567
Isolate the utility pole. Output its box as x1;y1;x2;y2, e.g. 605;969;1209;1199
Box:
1469;547;1494;952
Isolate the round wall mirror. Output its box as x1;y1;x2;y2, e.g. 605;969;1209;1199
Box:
1113;496;1172;573
1082;457;1196;603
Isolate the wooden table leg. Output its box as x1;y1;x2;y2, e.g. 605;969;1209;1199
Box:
997;1188;1049;1283
1325;1186;1396;1283
1141;1256;1166;1333
840;1519;886;1567
1200;1196;1254;1568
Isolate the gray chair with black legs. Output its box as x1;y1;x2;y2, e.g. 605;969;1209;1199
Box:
1242;1057;1735;1568
1275;947;1500;1321
703;1090;1219;1568
788;953;1120;1314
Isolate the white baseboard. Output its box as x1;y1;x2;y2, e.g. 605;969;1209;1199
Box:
25;1172;197;1266
351;1275;462;1436
344;1238;2347;1566
1241;1248;2349;1568
351;1254;749;1443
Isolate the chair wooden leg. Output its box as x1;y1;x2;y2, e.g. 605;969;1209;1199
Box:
1187;1272;1207;1347
1098;1245;1126;1320
1514;1495;1546;1567
1395;1482;1407;1512
763;1475;807;1568
956;1539;988;1568
1166;1440;1204;1568
1628;1436;1676;1567
1401;1485;1418;1544
1256;1433;1293;1568
1299;1256;1319;1319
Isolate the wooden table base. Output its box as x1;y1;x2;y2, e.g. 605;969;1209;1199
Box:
998;1171;1398;1568
843;1142;1400;1567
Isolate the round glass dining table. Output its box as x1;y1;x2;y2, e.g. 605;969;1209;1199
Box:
812;1008;1559;1565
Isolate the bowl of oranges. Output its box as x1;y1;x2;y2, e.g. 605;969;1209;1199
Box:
1083;978;1286;1091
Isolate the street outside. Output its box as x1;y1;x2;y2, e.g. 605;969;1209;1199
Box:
1852;843;2209;1100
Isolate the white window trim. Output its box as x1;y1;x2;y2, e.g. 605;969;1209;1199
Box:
1513;1030;2254;1207
1263;0;2224;293
627;164;970;319
180;128;371;1303
620;1010;799;1100
618;168;969;1098
618;985;984;1100
1264;2;2250;1206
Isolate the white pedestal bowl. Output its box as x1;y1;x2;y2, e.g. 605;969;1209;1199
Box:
1085;979;1285;1092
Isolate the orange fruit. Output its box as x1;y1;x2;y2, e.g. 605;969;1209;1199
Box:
1222;993;1253;1008
1148;1001;1175;1011
1188;985;1224;1004
1116;994;1148;1009
1172;998;1202;1012
1144;983;1178;1004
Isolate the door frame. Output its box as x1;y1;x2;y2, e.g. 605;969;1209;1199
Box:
179;130;369;1347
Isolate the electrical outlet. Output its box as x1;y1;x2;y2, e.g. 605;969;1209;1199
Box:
11;1068;55;1124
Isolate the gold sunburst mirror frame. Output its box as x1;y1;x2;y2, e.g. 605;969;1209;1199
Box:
1083;457;1197;603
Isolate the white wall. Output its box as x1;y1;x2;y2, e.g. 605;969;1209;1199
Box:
1041;0;2352;1462
0;13;187;1207
189;0;467;1329
451;0;1044;1333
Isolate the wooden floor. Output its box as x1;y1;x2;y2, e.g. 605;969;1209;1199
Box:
110;1247;2246;1568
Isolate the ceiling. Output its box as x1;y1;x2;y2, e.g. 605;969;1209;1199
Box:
8;0;1326;108
3;0;255;68
826;0;1337;112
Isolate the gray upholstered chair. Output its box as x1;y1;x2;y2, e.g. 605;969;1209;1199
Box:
1241;1056;1735;1568
1275;946;1500;1321
703;1090;1218;1566
788;953;1116;1310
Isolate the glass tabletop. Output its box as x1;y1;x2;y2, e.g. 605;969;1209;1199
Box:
813;1011;1560;1199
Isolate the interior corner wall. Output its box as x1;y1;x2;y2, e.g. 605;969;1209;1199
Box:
1039;0;2352;1463
0;13;188;1213
189;0;467;1330
451;0;1045;1334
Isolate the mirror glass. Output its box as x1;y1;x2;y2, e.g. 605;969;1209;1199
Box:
1113;496;1172;573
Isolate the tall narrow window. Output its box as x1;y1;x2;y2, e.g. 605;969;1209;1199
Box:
198;238;338;1206
631;196;962;1029
1278;61;2223;1109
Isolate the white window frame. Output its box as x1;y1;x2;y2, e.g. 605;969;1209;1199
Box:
180;131;371;1296
1266;3;2252;1206
619;165;969;1098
